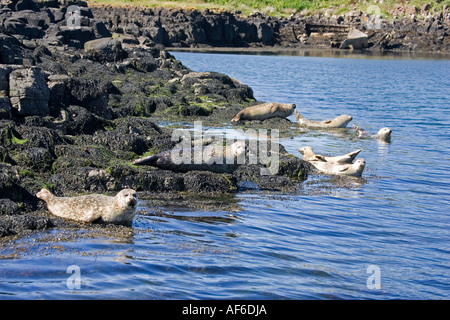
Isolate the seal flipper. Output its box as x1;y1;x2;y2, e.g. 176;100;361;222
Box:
133;155;159;166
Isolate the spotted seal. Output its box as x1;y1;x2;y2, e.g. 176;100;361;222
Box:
299;146;362;164
133;141;246;173
353;125;392;143
231;103;296;122
36;188;137;226
309;158;366;177
295;110;352;128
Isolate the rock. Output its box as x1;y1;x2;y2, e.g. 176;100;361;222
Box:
13;147;54;172
0;214;54;237
63;105;109;135
0;163;22;202
256;22;274;45
421;3;431;14
0;35;23;64
8;67;50;116
47;74;70;110
340;28;368;50
68;77;112;118
84;37;127;62
0;198;20;215
0;97;12;119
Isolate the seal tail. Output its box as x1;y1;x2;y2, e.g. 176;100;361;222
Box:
347;149;363;162
132;155;158;166
36;188;55;202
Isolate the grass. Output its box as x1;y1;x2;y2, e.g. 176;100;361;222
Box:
86;0;450;17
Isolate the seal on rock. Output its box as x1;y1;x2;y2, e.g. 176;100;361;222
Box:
231;103;296;122
133;141;246;173
299;146;362;164
353;125;392;143
36;188;138;226
295;110;352;128
309;158;366;177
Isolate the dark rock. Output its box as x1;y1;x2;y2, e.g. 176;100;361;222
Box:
0;214;53;237
183;171;237;194
14;147;54;172
64;105;110;135
68;77;112;118
0;96;12;119
84;37;127;62
0;198;20;215
0;163;22;202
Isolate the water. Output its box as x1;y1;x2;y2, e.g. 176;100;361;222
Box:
1;52;449;299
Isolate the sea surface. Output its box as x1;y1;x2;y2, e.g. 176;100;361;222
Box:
1;51;449;299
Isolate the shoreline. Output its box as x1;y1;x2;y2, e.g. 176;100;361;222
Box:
89;3;450;55
167;46;450;59
0;0;447;238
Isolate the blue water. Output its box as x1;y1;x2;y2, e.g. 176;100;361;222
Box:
1;52;449;299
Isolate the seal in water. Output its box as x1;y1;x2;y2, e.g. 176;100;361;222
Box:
299;146;362;164
295;110;352;128
353;125;392;143
36;188;138;226
309;158;366;177
231;103;296;122
133;141;246;173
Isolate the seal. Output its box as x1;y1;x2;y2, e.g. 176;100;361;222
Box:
133;141;246;173
309;158;366;177
36;188;138;226
295;110;352;128
231;103;296;122
299;146;362;164
353;125;392;143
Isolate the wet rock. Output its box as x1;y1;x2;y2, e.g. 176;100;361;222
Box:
9;67;50;116
0;214;53;237
184;171;237;194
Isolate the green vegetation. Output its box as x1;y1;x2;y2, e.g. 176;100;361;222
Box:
87;0;450;17
11;133;28;145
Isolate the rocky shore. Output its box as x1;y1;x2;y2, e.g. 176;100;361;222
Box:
89;3;450;53
1;0;448;238
0;0;310;237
